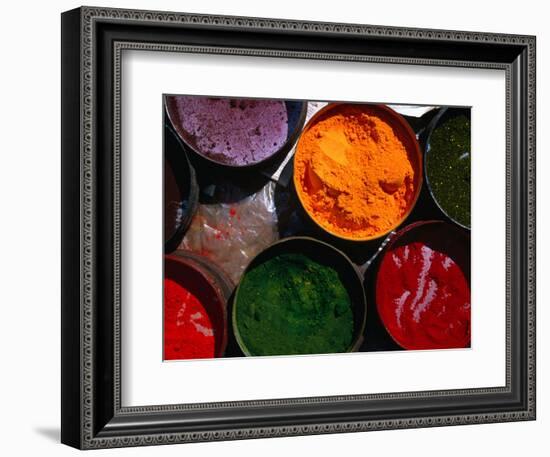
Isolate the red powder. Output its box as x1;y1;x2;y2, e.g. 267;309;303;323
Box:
164;278;216;360
376;237;470;350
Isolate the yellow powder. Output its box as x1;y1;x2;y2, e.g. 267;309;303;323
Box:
294;105;419;240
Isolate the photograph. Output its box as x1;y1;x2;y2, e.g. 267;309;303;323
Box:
163;95;472;360
0;0;544;453
56;4;537;451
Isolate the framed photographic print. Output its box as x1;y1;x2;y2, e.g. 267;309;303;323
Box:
61;6;536;449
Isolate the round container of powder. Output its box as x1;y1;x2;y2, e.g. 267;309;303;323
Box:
293;103;423;242
232;237;367;357
164;125;199;253
164;254;228;360
424;108;471;229
375;221;471;350
165;96;307;168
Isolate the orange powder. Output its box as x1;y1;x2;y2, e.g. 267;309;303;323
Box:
294;105;419;240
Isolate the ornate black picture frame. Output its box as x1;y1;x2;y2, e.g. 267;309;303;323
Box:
61;6;536;449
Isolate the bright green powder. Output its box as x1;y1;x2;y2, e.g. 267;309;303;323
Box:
426;115;471;228
235;253;354;356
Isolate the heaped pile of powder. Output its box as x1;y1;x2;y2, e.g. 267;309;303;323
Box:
174;96;289;166
294;104;418;240
235;253;354;356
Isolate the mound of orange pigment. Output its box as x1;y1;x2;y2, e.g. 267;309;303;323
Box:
294;104;419;240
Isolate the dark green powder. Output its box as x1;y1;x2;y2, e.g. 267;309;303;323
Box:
426;115;471;228
235;253;354;356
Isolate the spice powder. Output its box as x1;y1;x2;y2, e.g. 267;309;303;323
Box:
426;115;471;228
294;104;419;240
173;96;289;166
235;253;354;356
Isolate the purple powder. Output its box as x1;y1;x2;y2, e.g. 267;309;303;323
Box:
173;97;289;166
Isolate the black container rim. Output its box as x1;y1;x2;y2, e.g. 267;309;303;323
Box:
164;124;200;253
170;249;235;293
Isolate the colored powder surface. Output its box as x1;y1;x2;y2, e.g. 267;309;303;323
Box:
164;278;216;360
294;105;418;240
426;115;471;227
174;97;289;166
376;235;471;350
235;253;354;356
